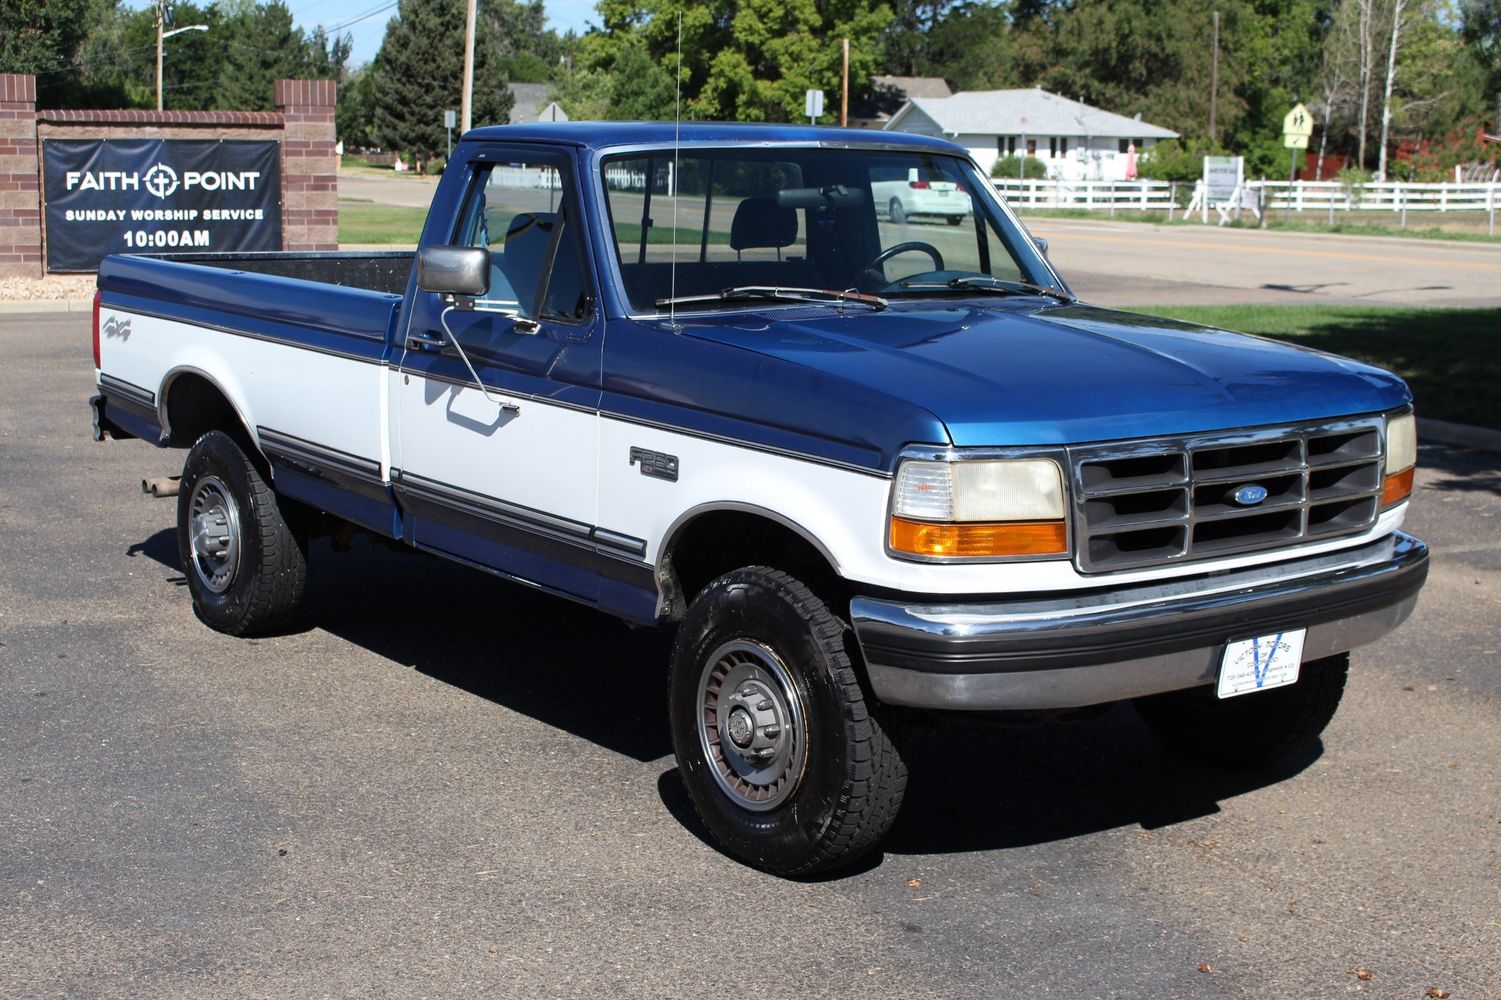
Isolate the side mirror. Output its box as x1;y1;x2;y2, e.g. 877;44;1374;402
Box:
1032;236;1049;257
417;245;490;298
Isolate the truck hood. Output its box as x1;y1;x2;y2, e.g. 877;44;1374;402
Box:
680;300;1411;446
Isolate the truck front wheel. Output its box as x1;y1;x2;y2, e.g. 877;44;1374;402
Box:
1134;652;1350;768
669;567;908;876
177;430;307;637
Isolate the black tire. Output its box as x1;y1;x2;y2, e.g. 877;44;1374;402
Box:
1134;653;1350;768
888;197;907;224
669;567;907;876
177;430;308;636
946;215;964;225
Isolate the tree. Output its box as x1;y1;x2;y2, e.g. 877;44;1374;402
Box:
1461;0;1501;116
371;0;513;164
1;0;103;105
217;1;301;110
593;0;895;122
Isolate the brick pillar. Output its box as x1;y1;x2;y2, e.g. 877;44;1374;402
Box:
275;79;337;251
0;74;42;278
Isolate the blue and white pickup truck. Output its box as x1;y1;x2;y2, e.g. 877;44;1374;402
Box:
91;123;1428;875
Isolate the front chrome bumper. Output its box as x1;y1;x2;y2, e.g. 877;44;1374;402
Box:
850;532;1428;711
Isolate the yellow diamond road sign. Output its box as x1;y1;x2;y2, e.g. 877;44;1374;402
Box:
1283;103;1313;139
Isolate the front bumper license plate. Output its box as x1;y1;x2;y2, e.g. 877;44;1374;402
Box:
1217;629;1307;699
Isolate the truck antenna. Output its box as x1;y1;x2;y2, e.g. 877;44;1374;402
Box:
669;9;682;330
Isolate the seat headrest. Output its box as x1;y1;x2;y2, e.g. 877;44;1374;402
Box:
730;196;797;252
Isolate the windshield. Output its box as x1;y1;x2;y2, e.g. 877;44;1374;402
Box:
599;146;1063;313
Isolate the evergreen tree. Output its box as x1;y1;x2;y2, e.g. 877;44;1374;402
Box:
217;1;306;110
371;0;514;163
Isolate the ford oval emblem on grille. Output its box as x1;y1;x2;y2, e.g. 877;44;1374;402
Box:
1233;483;1270;506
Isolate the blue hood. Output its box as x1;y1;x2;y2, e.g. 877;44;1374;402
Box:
681;301;1411;447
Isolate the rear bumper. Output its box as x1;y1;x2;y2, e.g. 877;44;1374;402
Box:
850;532;1428;711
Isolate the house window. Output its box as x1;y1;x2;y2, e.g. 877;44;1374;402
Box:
1049;137;1070;158
1118;139;1129;154
998;136;1017;156
1025;138;1036;157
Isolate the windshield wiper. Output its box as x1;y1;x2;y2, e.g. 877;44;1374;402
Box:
898;275;1074;303
656;285;887;312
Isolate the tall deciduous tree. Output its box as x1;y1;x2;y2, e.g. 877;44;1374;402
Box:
593;0;894;122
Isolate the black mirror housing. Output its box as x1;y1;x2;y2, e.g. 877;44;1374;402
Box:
417;246;490;297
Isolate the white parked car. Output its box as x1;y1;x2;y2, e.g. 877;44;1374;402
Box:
872;165;973;225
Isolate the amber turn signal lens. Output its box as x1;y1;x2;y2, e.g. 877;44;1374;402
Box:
1381;466;1414;507
890;517;1067;558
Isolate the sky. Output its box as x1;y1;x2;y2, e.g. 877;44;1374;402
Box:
124;0;599;68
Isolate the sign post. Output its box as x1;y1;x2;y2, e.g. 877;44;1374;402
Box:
1282;102;1313;217
444;109;457;158
804;89;824;125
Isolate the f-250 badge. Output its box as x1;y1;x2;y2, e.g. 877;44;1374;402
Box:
630;447;679;482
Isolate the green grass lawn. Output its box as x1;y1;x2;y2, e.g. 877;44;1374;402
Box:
1128;304;1501;430
338;200;429;245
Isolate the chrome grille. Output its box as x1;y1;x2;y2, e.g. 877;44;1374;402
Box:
1071;418;1385;573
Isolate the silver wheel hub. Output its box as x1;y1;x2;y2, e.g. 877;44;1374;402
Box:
697;640;807;812
187;476;241;595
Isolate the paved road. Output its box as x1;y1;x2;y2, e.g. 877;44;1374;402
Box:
339;170;1501;309
1025;215;1501;309
3;314;1498;998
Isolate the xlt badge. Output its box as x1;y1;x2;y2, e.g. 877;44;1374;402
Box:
630;447;679;482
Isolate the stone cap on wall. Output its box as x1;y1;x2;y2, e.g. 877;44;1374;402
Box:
36;109;283;126
275;79;335;109
1;74;36;104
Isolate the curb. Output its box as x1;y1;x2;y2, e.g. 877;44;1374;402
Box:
0;298;93;314
1417;417;1501;455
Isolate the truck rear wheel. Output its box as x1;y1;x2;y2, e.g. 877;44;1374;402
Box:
177;430;307;637
1134;653;1350;768
669;567;908;876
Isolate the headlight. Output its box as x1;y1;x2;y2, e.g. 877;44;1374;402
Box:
1382;411;1416;507
890;458;1068;559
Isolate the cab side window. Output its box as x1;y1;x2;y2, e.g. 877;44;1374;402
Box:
451;153;591;323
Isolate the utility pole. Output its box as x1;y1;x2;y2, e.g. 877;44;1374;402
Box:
461;0;477;133
155;1;206;112
155;0;165;112
840;38;849;127
1209;10;1219;144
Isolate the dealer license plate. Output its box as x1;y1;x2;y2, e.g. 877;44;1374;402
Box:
1217;629;1307;699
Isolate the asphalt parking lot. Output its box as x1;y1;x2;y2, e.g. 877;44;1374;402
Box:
2;312;1498;998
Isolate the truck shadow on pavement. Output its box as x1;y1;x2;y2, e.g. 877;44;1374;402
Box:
656;711;1318;872
130;525;1321;869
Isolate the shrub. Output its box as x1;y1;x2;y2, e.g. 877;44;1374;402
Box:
991;154;1050;180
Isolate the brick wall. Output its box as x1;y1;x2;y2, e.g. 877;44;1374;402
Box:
0;74;339;278
0;74;41;277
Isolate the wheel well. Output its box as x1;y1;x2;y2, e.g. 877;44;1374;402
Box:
662;510;846;620
162;372;259;458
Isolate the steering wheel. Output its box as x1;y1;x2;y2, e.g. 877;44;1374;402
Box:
858;241;944;289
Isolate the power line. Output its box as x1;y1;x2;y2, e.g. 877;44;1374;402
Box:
322;0;399;35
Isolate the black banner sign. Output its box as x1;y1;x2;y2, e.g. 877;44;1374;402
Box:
42;138;281;272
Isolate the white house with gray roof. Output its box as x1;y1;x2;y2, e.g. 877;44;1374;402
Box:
885;87;1178;181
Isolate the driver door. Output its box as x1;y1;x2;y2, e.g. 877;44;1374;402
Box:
390;146;604;603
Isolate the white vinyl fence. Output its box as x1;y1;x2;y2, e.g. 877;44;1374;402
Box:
990;178;1178;211
988;176;1500;232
